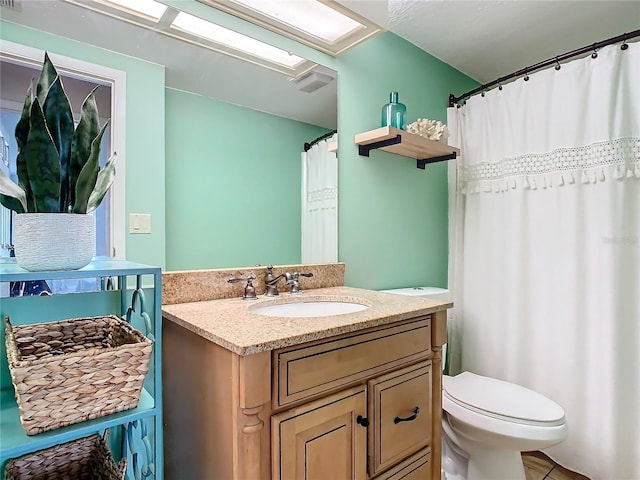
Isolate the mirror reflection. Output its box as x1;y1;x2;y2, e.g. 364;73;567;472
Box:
0;0;338;272
163;56;338;270
0;57;113;257
0;55;115;296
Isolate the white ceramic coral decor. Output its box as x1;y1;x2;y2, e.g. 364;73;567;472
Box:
405;118;450;143
14;213;95;271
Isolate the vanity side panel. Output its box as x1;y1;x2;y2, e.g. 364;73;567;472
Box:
163;319;236;480
238;351;272;480
430;310;447;480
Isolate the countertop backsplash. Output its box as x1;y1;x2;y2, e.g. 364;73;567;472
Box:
162;263;345;305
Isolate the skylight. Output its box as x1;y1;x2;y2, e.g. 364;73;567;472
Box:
230;0;363;43
198;0;382;56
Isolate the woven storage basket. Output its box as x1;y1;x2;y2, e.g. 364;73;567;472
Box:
4;434;126;480
4;315;152;435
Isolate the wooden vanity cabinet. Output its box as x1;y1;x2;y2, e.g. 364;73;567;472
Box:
163;311;446;480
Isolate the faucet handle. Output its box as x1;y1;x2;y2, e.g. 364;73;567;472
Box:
288;272;314;280
227;275;257;300
286;272;314;294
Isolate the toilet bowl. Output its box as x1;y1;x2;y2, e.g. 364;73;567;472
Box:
381;287;568;480
442;371;567;480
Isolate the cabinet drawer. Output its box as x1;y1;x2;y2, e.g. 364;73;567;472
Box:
373;448;432;480
368;361;432;476
273;318;431;408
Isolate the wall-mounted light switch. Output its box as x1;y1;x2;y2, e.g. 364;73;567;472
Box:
129;213;152;234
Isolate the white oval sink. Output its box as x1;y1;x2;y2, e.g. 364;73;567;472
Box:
250;301;369;318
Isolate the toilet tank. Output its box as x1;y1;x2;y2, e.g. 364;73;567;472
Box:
380;287;451;373
380;286;451;301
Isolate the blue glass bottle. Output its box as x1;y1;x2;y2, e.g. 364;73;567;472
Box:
381;91;406;130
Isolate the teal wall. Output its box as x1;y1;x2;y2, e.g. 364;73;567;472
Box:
164;88;329;270
337;32;478;289
0;21;167;269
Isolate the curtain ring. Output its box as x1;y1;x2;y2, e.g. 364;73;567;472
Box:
621;34;629;50
498;84;503;91
554;57;561;71
591;44;599;59
523;69;529;81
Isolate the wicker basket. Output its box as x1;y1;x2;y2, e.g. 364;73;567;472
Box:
4;315;152;435
4;434;126;480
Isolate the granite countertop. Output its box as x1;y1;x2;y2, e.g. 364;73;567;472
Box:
162;286;452;356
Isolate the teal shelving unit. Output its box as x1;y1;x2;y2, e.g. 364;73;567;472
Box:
0;259;163;479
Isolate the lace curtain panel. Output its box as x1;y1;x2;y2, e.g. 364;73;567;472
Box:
453;38;639;195
460;138;640;193
301;133;338;263
447;42;639;480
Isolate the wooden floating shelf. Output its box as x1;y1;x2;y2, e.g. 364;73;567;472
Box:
354;126;460;169
328;141;338;153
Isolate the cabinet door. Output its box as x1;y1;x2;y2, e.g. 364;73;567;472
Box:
368;361;432;476
272;385;367;480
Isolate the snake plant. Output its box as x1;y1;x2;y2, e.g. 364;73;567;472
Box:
0;52;116;214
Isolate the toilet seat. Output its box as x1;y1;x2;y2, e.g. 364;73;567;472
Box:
443;372;565;427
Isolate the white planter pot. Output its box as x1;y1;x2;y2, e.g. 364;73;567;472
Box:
14;213;95;272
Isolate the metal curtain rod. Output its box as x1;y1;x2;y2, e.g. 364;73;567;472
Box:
449;29;640;107
304;130;337;152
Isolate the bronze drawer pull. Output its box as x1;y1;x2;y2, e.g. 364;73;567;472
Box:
393;407;420;424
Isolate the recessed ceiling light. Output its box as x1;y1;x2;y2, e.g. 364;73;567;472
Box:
171;12;306;68
198;0;382;56
98;0;167;20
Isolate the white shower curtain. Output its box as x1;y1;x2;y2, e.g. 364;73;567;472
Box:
447;42;639;479
302;133;338;263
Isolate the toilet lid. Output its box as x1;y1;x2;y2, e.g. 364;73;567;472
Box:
443;372;565;426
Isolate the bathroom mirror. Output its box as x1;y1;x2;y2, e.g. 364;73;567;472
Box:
0;1;338;271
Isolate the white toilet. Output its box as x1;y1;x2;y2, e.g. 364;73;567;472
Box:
381;287;568;480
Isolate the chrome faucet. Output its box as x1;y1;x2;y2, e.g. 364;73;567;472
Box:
286;272;314;294
264;265;286;296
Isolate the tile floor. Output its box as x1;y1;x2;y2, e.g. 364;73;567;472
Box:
522;451;590;480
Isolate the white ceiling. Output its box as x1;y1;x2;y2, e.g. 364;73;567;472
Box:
345;0;640;85
1;0;638;126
